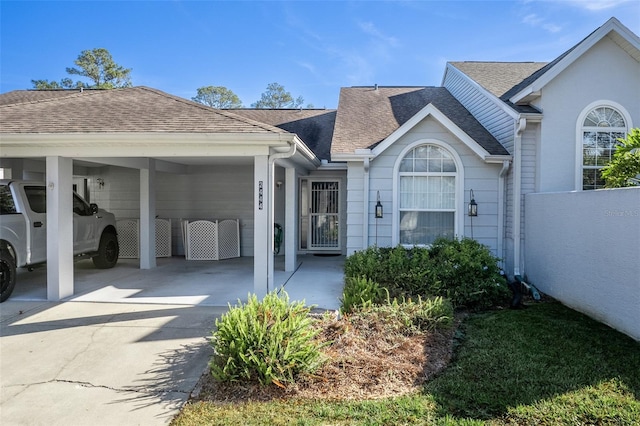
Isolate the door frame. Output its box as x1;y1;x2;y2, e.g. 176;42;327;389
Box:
298;177;343;253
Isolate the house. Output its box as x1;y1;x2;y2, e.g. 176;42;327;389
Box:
1;18;638;331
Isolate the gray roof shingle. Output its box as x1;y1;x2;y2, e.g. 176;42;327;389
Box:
332;86;509;156
0;87;288;134
229;109;336;161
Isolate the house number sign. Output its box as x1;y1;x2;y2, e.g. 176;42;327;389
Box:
258;181;263;210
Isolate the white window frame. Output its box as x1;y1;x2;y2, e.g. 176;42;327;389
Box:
575;100;632;191
392;139;464;246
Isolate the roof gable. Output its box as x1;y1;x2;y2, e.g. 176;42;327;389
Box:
332;86;508;159
508;17;640;104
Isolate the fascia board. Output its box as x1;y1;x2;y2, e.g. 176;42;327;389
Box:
371;103;492;161
0;132;298;157
446;64;520;119
510;18;640;104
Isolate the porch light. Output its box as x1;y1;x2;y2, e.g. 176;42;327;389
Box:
468;189;478;217
375;191;383;219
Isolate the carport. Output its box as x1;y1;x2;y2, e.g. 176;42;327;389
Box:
0;87;321;301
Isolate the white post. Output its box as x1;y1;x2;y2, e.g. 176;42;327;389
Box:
284;167;297;271
46;156;74;300
254;155;269;297
140;159;156;269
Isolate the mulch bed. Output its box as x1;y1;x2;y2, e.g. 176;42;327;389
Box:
191;312;463;403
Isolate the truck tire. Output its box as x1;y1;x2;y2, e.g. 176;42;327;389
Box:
1;250;17;303
92;232;119;269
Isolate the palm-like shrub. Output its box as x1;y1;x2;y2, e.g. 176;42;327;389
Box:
210;291;325;386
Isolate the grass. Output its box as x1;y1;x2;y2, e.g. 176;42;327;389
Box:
171;301;640;425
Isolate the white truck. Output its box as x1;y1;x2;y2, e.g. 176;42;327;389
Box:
0;180;119;302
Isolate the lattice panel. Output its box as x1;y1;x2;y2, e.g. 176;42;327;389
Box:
116;219;139;258
218;219;240;259
185;220;219;260
155;218;172;257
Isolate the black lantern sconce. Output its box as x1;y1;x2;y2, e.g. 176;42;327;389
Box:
468;189;478;217
375;191;383;219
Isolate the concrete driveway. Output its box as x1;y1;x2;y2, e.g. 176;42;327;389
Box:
1;300;225;425
0;255;344;425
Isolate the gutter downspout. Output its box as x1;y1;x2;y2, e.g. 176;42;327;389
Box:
513;118;526;278
267;139;297;291
363;157;370;250
497;160;510;270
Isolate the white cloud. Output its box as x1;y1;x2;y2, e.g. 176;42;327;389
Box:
522;13;564;33
564;0;633;11
358;21;400;47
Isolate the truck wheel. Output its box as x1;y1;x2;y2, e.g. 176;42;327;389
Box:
1;250;17;303
92;232;119;269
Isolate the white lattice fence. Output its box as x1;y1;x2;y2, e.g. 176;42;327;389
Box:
116;219;139;258
116;218;172;258
181;219;240;261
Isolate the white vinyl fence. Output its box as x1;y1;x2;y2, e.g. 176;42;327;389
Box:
525;187;640;341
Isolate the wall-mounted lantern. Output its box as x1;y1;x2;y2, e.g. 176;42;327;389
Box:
468;189;478;217
375;191;383;218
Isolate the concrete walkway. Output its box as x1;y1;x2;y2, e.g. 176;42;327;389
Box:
0;255;345;425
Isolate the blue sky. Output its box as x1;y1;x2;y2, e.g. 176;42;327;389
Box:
1;0;638;108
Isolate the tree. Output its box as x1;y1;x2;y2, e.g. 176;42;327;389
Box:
31;48;132;90
251;82;304;109
192;86;242;108
602;128;640;188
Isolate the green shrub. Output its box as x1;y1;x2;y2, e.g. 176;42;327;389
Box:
210;291;325;386
350;296;453;336
427;237;509;309
340;276;386;313
344;238;509;310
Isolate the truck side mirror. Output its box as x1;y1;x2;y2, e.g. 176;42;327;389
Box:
90;203;99;215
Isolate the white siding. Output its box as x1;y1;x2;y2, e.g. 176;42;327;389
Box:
367;116;503;256
443;68;516;152
86;164;255;256
537;36;640;192
345;162;365;255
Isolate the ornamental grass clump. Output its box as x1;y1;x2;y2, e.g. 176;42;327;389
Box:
210;291;325;387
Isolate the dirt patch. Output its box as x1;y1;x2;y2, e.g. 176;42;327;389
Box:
192;312;462;403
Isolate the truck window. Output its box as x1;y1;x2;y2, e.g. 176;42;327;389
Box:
73;194;91;216
0;185;18;214
24;186;47;213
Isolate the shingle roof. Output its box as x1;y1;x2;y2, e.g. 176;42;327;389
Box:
332;86;509;156
0;87;288;134
229;109;336;161
449;62;548;98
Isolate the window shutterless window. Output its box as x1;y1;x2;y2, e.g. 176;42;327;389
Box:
398;144;457;245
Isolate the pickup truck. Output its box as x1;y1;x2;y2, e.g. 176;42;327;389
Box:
0;179;119;302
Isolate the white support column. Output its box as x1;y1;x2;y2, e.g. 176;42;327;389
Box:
140;159;156;269
254;155;270;297
46;156;74;301
284;167;297;272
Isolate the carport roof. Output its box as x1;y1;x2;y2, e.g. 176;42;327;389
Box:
0;86;288;134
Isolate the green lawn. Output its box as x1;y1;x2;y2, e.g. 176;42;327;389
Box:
172;301;640;425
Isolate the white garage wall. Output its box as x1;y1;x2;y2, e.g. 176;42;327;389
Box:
88;164;255;257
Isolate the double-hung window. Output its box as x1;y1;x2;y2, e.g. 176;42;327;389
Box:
398;144;457;245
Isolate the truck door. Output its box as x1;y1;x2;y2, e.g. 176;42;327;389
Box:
22;186;48;264
73;193;98;254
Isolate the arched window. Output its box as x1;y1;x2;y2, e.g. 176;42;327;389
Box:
580;105;628;190
398;144;457;245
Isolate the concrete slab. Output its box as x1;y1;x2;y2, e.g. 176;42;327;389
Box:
1;255;345;425
1;301;225;426
9;255;344;310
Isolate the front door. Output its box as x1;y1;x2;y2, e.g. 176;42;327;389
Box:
300;179;340;251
